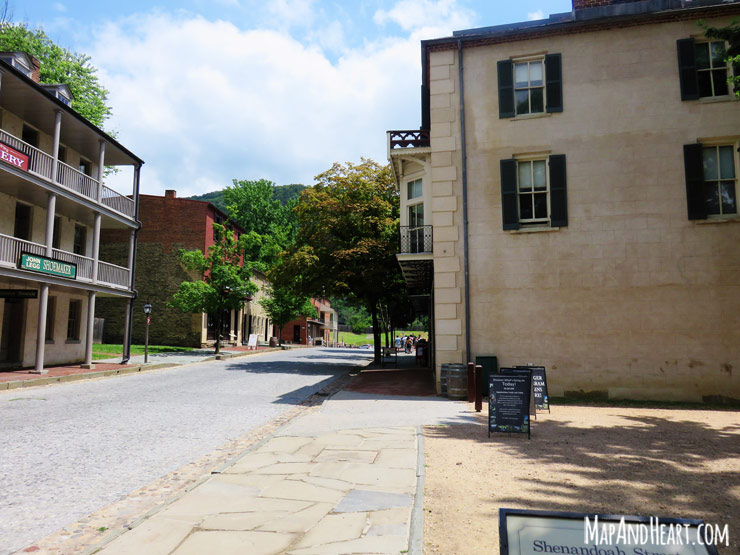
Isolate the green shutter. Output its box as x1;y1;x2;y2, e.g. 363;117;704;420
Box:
677;38;699;101
500;159;519;230
545;54;563;113
684;143;706;220
498;60;515;118
549;154;568;228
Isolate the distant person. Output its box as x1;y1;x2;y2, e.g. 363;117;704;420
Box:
395;336;402;350
405;336;412;354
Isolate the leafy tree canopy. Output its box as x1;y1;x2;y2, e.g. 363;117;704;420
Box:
189;184;307;212
0;23;112;126
169;223;257;353
271;158;403;362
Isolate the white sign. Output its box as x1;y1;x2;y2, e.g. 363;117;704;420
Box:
247;334;258;348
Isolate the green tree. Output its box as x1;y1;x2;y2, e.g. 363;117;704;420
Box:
273;158;401;363
169;223;257;354
702;19;740;98
259;284;316;346
349;312;372;334
0;23;112;126
224;179;299;271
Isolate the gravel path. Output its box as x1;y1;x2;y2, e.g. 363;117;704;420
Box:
0;348;370;555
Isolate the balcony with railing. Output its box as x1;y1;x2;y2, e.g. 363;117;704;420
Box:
0;128;136;220
399;225;433;255
387;129;430;151
0;233;131;290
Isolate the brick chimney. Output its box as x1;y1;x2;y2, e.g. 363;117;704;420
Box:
573;0;642;10
164;189;177;199
30;55;41;83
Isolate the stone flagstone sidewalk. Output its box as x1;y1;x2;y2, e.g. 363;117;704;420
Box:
96;427;419;554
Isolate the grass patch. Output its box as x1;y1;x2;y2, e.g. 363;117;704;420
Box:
92;344;197;360
337;330;428;347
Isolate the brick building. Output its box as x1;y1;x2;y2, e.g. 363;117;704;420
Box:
97;190;272;347
278;298;337;346
388;0;740;401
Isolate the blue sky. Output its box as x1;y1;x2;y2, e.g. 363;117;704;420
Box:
14;0;573;195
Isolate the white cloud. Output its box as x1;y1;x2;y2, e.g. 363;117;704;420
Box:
54;3;67;12
92;12;423;196
527;10;545;21
266;0;317;29
373;0;475;39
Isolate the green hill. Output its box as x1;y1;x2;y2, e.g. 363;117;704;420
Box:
189;184;307;212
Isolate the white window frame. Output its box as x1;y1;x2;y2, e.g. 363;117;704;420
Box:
516;156;550;225
702;140;739;218
695;39;732;99
513;55;546;116
407;178;422;200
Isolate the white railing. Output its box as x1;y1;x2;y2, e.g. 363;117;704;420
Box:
98;261;130;289
0;233;130;290
101;185;136;218
57;161;98;200
51;248;93;281
0;128;54;180
0;233;45;267
0;129;136;221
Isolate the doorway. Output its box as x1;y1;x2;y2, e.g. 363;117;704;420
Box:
293;324;301;343
0;299;25;365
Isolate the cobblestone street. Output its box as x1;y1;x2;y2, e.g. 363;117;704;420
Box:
0;348;370;555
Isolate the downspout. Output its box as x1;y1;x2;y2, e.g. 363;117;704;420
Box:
458;39;472;364
122;164;141;363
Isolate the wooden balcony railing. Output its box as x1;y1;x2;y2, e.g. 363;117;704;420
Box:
0;233;130;290
388;129;430;150
0;129;136;220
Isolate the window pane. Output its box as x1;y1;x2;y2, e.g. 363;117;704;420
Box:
695;42;710;69
533;160;547;189
697;71;713;97
534;193;548;219
529;62;543;86
530;87;544;113
518;162;532;191
712;69;729;96
720;181;737;214
515;90;530;114
519;194;533;220
703;147;718;180
710;41;726;67
719;146;735;178
704;182;720;215
515;63;528;87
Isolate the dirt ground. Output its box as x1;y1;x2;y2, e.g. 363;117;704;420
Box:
423;404;740;554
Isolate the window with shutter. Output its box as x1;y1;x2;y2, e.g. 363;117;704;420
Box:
678;38;733;100
501;154;568;230
684;141;739;219
498;54;563;118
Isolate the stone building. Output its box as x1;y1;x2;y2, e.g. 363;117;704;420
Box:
97;190;273;348
0;51;142;371
388;0;740;402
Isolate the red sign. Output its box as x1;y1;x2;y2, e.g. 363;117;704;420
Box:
0;142;29;171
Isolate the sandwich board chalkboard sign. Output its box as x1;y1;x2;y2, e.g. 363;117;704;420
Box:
517;366;550;412
489;373;531;439
501;367;537;419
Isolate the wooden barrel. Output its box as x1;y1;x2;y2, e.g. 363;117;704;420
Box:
444;363;467;399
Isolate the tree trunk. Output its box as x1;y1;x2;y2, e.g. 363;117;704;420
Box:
370;301;381;364
278;325;283;346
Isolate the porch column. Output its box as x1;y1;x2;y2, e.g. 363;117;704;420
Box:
51;110;62;183
122;229;136;363
96;140;105;202
91;212;101;283
83;291;96;368
32;192;59;374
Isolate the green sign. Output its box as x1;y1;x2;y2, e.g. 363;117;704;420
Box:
19;252;76;280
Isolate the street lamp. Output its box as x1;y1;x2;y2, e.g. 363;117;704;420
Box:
143;301;152;363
